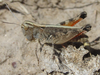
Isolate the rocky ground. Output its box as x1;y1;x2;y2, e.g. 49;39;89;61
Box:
0;0;100;75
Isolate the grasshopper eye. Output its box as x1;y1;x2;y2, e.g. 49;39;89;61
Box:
80;11;87;19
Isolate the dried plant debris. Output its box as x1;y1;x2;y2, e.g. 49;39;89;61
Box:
0;0;100;75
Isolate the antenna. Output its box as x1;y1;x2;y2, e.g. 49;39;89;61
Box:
5;3;20;23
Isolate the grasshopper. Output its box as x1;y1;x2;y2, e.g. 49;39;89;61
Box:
21;11;91;45
5;4;91;45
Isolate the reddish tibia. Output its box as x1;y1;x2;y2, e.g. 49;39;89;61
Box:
62;18;83;26
69;31;86;41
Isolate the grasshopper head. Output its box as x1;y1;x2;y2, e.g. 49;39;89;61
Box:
21;20;35;41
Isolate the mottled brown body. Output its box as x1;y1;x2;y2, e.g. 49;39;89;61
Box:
21;11;91;44
21;21;91;44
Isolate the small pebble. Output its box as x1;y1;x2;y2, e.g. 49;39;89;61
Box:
12;62;17;68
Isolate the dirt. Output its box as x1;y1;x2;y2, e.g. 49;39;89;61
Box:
0;0;100;75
